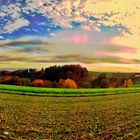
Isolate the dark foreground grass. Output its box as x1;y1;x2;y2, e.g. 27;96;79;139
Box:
0;92;140;139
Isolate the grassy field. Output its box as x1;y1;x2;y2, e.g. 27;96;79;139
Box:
0;92;140;139
0;84;140;96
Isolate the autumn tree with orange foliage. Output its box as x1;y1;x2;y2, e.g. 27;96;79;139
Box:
58;78;77;89
0;76;20;85
32;79;45;87
123;79;133;88
127;79;133;87
123;80;127;88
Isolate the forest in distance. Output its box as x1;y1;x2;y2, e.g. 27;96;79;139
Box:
0;64;139;89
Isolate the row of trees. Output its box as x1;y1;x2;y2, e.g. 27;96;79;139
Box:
0;65;134;88
0;65;88;82
92;73;133;88
0;76;77;88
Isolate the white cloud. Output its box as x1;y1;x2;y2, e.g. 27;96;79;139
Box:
4;18;30;33
0;12;6;17
1;4;21;20
21;0;132;34
0;36;4;39
0;0;140;35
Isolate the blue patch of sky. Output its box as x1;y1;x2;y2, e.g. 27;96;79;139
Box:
100;24;129;34
0;17;5;31
0;0;12;6
89;16;99;21
0;14;13;32
23;12;62;34
1;12;62;40
0;0;27;6
71;21;83;28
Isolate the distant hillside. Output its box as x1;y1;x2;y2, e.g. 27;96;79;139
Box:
88;71;135;77
89;71;140;87
0;68;26;71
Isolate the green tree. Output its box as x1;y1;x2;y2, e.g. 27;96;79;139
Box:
100;79;110;88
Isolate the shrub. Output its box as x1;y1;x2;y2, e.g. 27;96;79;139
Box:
44;80;54;88
32;79;45;87
77;76;92;88
123;80;127;88
0;76;20;85
100;79;110;88
127;79;133;87
123;79;133;88
58;78;77;89
19;78;32;86
78;81;91;88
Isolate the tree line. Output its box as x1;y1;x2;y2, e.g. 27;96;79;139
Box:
0;64;134;88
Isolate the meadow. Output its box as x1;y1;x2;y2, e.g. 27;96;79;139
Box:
0;84;140;96
0;84;140;139
0;92;140;139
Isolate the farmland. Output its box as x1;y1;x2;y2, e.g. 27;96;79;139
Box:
0;84;140;96
1;90;140;139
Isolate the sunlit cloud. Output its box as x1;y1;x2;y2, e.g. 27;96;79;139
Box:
0;34;139;67
0;0;140;72
4;18;30;33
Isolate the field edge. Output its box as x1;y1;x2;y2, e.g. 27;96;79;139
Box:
0;84;140;97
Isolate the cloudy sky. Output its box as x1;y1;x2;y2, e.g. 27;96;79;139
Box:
0;0;140;72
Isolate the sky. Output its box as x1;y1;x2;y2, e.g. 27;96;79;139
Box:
0;0;140;72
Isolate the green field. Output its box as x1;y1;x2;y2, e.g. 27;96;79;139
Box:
0;89;140;139
0;84;140;97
